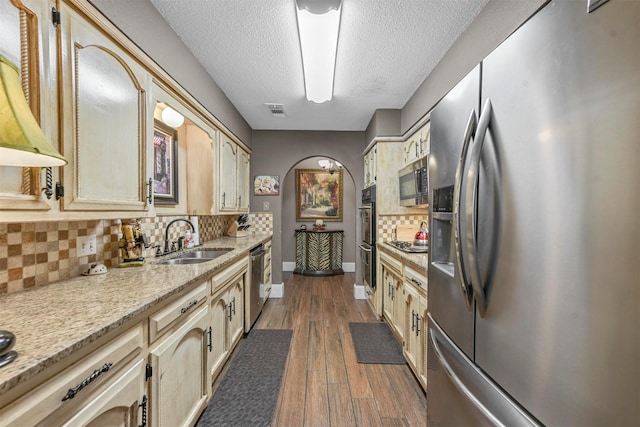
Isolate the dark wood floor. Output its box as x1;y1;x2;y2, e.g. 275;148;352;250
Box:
243;272;427;426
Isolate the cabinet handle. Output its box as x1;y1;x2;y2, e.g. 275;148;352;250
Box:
208;326;213;352
227;302;232;321
180;299;198;314
146;178;153;204
238;195;241;207
231;297;236;316
222;192;226;207
138;395;148;427
410;278;423;288
415;313;421;337
62;362;113;401
411;310;416;332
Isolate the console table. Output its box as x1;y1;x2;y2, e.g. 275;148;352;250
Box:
294;230;344;276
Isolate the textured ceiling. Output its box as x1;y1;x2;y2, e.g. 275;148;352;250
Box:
147;0;489;131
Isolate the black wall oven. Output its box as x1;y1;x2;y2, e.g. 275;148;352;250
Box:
359;186;376;289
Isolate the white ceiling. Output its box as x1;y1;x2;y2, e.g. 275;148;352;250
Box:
147;0;489;131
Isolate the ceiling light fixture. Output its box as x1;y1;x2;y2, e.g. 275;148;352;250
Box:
295;0;342;104
318;158;342;175
0;55;67;167
161;105;184;128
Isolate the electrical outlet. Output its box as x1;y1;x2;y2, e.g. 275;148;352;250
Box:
78;235;97;256
263;201;269;211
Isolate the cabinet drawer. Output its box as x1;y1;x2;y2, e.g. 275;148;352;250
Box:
0;324;143;427
149;281;208;342
211;255;248;294
379;250;403;275
404;266;428;295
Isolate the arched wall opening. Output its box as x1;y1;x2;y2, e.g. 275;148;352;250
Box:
280;156;357;273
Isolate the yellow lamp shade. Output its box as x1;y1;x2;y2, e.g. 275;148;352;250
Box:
0;55;67;167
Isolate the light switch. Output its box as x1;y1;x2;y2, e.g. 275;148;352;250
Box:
263;201;270;211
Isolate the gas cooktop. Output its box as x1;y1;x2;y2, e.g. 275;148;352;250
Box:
386;241;429;253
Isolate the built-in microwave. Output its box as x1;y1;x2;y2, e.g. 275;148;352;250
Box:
399;157;428;207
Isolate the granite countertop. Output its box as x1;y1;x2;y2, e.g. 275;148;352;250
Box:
377;241;429;274
0;234;271;396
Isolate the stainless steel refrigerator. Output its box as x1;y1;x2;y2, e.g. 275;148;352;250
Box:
427;1;639;425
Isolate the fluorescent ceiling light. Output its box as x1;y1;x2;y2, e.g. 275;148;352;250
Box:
296;0;341;103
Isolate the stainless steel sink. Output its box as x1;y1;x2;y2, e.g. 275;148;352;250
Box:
157;257;213;265
179;249;233;259
156;248;233;265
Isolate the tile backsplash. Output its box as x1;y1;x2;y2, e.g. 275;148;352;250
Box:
0;212;272;294
378;214;429;241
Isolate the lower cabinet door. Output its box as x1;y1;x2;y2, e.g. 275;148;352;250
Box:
62;360;146;427
418;297;428;389
403;285;421;370
228;278;244;349
209;293;230;380
149;305;210;427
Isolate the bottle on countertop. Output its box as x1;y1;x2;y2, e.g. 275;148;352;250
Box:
184;231;194;249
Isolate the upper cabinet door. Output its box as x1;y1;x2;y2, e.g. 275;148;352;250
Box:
58;2;152;212
218;136;237;211
236;148;250;212
0;0;56;212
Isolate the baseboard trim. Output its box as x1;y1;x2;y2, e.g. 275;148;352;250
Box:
270;283;284;298
282;262;296;272
353;284;366;299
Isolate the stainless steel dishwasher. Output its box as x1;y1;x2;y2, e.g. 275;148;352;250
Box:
248;244;266;330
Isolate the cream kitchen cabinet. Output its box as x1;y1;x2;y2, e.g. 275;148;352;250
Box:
209;255;247;380
219;135;250;213
380;250;404;341
403;266;428;390
0;324;145;427
0;0;58;213
186;123;217;215
148;304;210;427
58;1;153;213
403;121;430;166
61;359;147;427
262;239;272;302
209;276;244;380
363;146;377;188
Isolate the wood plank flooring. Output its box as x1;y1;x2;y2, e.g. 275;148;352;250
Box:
230;272;427;426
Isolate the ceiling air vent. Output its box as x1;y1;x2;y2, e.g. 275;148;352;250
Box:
265;103;286;118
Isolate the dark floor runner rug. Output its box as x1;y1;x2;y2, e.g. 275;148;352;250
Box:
196;329;293;427
349;322;406;364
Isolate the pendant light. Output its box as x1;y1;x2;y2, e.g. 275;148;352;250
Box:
0;55;67;167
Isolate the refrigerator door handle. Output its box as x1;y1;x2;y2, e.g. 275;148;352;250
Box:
465;99;502;317
453;109;477;308
429;314;542;427
358;244;372;253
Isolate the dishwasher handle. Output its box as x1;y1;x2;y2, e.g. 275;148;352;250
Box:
250;245;266;259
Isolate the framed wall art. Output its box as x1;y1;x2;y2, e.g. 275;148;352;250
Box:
153;119;179;205
254;175;280;195
296;168;343;221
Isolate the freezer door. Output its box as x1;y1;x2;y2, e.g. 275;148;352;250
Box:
474;1;640;425
427;315;541;427
428;65;480;358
